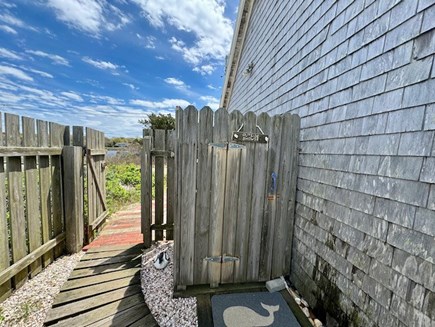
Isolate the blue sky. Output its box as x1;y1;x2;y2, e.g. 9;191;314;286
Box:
0;0;237;137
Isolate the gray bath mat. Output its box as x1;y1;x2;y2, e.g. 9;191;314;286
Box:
211;292;300;327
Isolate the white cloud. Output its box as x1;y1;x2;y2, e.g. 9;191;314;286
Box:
155;55;165;60
87;94;124;105
200;95;219;109
164;77;190;92
0;65;33;81
46;0;130;36
145;36;156;49
82;57;118;70
133;0;233;65
0;48;23;60
21;67;54;78
130;98;190;109
0;13;25;28
26;50;69;66
0;25;17;34
164;77;185;87
0;13;38;32
61;91;84;102
122;83;138;90
0;3;17;9
193;64;214;75
207;84;218;90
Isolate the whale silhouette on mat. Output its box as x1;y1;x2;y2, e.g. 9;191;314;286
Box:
223;302;280;327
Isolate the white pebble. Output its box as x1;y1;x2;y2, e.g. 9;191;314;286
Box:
141;242;198;327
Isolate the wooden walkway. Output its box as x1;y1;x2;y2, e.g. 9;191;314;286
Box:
44;205;158;326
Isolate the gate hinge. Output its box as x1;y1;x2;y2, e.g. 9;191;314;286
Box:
204;255;239;263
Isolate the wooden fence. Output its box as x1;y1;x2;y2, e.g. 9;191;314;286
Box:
141;106;300;290
141;129;175;247
0;112;106;301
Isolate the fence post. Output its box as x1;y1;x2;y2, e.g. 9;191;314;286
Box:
62;146;84;253
141;135;152;248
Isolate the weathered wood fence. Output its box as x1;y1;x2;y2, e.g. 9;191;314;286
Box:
141;106;300;290
141;129;175;247
0;112;106;301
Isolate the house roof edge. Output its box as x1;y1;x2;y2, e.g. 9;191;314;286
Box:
219;0;255;110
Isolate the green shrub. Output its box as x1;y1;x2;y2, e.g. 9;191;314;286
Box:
106;163;141;214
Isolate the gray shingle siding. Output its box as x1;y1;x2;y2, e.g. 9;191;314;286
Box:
226;0;435;325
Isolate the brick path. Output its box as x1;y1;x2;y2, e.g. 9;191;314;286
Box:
83;203;143;250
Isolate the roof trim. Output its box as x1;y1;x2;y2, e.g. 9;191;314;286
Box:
219;0;255;109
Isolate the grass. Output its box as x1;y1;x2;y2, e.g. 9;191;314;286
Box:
0;307;4;323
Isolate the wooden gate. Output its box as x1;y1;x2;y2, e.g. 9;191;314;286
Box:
141;129;175;247
173;106;300;290
66;127;107;243
85;128;107;241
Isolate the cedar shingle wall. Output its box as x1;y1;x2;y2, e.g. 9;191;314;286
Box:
226;0;434;325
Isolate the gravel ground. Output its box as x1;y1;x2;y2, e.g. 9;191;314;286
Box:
141;241;198;327
0;252;83;327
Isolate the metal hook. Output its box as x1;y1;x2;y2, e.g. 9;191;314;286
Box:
256;125;265;134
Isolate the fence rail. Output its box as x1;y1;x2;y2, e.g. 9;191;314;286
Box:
0;112;106;301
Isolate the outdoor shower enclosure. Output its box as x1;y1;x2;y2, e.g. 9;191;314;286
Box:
141;106;300;290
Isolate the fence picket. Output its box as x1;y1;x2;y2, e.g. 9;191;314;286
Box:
247;112;270;281
50;123;65;258
173;108;183;289
166;130;175;240
154;130;165;240
284;115;300;272
37;120;53;267
86;128;96;240
23;117;42;277
0;113;11;301
213;108;229;143
6;113;28;288
141;136;152;247
73;126;84;147
208;144;227;288
193;107;213;285
259;115;283;280
272;113;296;277
179;106;198;286
221;143;243;284
234;112;256;282
220;110;243;284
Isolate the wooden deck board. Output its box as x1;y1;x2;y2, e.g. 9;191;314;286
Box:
69;257;141;279
53;275;141;306
75;254;141;269
84;244;143;253
50;294;144;327
61;268;141;291
45;243;156;326
87;303;149;327
81;248;143;260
